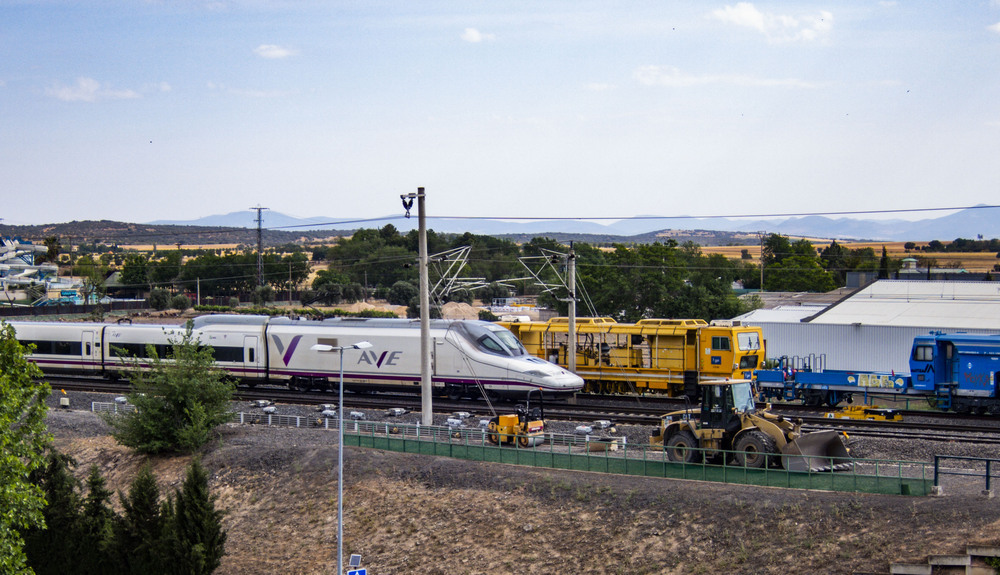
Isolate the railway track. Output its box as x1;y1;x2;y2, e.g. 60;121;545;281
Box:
50;376;1000;445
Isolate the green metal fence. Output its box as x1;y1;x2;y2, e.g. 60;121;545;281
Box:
339;420;932;496
89;405;932;495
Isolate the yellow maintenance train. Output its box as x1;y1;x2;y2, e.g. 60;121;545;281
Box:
498;317;765;398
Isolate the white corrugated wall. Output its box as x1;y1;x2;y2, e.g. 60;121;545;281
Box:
743;322;1000;373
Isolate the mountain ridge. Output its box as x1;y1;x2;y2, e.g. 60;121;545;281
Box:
150;205;1000;242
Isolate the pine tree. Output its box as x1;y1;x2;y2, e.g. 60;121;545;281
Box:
113;465;167;574
22;449;84;575
168;459;226;574
77;466;115;574
879;245;891;279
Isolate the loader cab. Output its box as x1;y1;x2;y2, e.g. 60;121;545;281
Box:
700;380;755;434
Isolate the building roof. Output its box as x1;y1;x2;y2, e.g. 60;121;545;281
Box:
803;279;1000;329
735;305;827;323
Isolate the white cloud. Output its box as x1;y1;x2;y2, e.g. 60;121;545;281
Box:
461;28;495;43
712;2;833;43
989;22;1000;34
634;65;816;88
46;77;140;102
254;44;297;59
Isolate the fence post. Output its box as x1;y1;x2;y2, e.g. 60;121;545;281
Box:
985;461;994;499
931;456;943;496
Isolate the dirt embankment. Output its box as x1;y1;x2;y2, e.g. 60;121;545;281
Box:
48;410;1000;575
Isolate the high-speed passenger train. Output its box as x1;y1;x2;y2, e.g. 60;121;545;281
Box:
10;315;584;400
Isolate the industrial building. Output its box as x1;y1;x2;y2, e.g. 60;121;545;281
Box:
736;280;1000;373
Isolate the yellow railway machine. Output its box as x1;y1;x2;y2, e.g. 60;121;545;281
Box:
499;317;765;397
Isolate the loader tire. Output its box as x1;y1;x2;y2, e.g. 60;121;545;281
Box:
665;431;702;464
735;430;777;469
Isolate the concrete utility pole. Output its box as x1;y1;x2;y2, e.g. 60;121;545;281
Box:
567;245;577;373
250;205;269;287
401;188;432;426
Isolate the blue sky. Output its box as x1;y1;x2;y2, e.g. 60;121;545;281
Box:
2;1;999;227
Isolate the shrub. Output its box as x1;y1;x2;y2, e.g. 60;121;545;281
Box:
388;281;418;305
148;289;170;311
100;323;235;454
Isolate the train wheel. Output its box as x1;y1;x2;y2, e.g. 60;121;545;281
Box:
802;390;824;407
446;385;463;401
665;431;702;464
735;431;777;469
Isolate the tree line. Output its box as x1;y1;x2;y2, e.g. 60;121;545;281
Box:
45;227;1000;320
22;454;225;575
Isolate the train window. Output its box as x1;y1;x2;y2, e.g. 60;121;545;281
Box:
711;336;731;351
739;355;758;369
736;332;760;351
477;336;507;355
20;340;83;355
454;322;527;357
248;348;255;363
110;343;172;359
490;328;528;356
912;345;934;362
211;347;243;363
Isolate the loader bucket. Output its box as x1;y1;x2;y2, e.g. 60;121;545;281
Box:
780;430;852;472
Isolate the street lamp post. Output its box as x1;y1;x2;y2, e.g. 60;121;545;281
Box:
310;341;372;575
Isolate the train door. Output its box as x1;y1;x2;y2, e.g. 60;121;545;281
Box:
81;330;96;371
244;336;262;382
944;342;957;384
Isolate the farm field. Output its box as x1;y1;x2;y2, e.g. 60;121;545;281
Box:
701;241;999;274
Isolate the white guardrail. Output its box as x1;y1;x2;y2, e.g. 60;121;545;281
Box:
90;402;618;449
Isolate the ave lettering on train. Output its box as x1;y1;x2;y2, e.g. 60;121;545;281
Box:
357;350;402;368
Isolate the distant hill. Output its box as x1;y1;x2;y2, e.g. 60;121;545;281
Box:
151;205;1000;242
5;206;1000;247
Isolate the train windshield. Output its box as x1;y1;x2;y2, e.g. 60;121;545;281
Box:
736;332;761;351
455;322;528;357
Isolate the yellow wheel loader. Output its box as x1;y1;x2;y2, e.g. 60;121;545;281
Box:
651;379;851;472
486;390;546;448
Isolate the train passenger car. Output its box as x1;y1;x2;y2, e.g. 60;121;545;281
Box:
499;317;764;397
9;315;582;400
9;320;105;374
267;316;582;399
9;316;269;382
102;316;268;383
